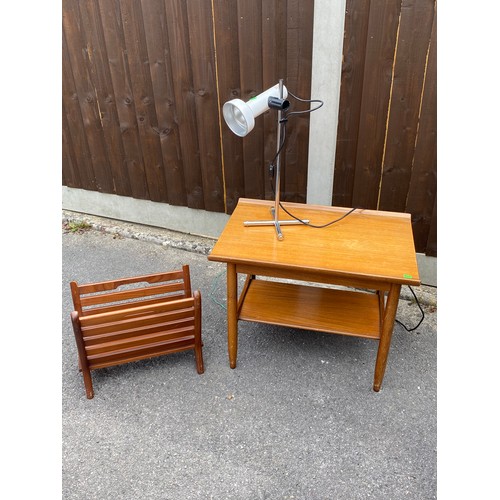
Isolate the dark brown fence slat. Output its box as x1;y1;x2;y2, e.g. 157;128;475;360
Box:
63;0;114;193
62;103;80;188
185;1;225;212
97;0;150;200
164;0;205;210
262;0;288;201
332;0;371;207
120;0;168;203
426;197;437;257
62;14;96;191
212;0;245;214
141;0;187;207
282;0;314;204
188;1;225;212
377;0;435;212
79;0;132;197
351;0;402;210
237;0;265;201
406;9;437;256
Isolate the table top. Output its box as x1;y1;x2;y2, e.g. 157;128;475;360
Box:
208;198;421;286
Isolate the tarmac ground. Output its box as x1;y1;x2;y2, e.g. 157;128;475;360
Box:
62;211;437;500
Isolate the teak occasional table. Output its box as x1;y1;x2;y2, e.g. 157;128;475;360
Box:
208;198;420;391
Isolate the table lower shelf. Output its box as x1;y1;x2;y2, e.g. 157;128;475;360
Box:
238;279;381;339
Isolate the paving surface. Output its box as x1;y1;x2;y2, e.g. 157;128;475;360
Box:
62;212;437;499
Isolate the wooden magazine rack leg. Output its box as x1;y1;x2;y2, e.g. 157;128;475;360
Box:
69;265;204;399
71;311;95;399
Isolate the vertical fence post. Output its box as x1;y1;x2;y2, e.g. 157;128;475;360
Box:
306;0;346;206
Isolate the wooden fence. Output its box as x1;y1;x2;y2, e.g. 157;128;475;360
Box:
62;0;436;256
334;0;437;256
62;0;314;215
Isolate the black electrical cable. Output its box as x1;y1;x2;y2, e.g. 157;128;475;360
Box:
268;118;287;177
279;201;358;228
267;90;356;228
269;116;357;227
395;286;425;332
268;90;321;171
286;90;324;115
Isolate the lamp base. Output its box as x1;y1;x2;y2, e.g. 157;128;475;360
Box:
243;207;308;240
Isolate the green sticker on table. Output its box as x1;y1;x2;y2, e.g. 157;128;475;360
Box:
403;273;413;279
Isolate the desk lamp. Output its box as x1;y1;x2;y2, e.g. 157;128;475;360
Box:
222;79;308;240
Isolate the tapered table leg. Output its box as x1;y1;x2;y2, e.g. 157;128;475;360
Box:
373;283;401;391
227;263;238;368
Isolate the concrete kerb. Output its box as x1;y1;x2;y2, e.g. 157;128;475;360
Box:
62;210;437;308
62;210;214;256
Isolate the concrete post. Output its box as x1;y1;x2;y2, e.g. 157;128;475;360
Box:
306;0;346;206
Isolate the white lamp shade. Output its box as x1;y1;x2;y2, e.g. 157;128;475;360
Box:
223;83;288;137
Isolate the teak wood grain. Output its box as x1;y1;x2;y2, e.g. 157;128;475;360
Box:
208;198;420;391
70;265;203;399
238;280;381;339
208;198;420;286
